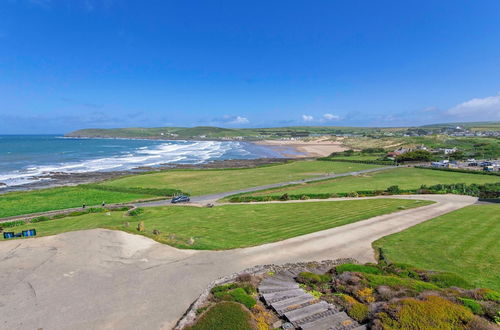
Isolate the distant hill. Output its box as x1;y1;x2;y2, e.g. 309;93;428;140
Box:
65;122;500;140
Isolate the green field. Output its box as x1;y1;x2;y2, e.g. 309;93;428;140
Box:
0;186;156;218
99;160;380;196
241;167;500;197
374;204;500;290
0;199;431;250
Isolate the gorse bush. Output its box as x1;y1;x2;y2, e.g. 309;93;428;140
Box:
377;296;474;329
347;302;369;323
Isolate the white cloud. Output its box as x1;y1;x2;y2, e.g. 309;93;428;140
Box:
323;113;340;121
228;116;249;124
302;114;314;122
447;94;500;118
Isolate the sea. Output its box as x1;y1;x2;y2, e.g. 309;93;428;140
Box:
0;135;284;188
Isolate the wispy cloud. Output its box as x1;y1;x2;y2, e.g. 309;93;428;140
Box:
301;114;314;122
447;94;500;119
228;116;249;124
323;113;340;121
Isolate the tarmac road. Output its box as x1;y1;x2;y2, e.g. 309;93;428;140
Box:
0;194;476;330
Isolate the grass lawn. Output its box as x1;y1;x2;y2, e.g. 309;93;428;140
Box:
0;199;431;250
99;160;381;196
242;167;500;197
186;302;253;330
373;204;500;291
0;186;156;218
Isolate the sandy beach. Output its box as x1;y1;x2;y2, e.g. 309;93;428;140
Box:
255;137;347;158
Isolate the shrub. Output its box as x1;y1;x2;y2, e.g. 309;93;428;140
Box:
364;274;440;292
279;193;290;201
297;272;331;285
347;191;359;198
0;220;26;228
211;283;238;294
228;288;256;309
336;264;383;275
356;287;375;303
376;295;474;329
31;216;50;223
386;185;401;194
347;302;369;323
128;208;144;216
187;302;253;330
382;263;422;279
428;272;472;289
459;298;484;315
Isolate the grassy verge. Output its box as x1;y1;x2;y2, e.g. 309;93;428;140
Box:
0;199;431;250
373;204;500;291
237;167;500;198
0;186;156;218
98;160;381;196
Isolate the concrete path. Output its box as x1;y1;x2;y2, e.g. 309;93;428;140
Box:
0;194;476;330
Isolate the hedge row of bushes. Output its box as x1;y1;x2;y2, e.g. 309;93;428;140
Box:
82;184;184;197
416;165;500;177
0;206;131;229
228;182;500;202
318;158;396;166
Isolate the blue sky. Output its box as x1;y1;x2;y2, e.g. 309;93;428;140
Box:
1;0;500;133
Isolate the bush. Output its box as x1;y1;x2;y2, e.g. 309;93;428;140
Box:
382;263;421;279
187;302;253;330
297;272;331;285
459;298;484;315
211;283;238;294
376;296;474;329
428;272;472;289
31;216;50;223
364;274;440;292
347;302;369;323
228;288;256;309
335;264;383;275
128;208;144;216
396;150;433;162
386;185;401;194
0;220;26;228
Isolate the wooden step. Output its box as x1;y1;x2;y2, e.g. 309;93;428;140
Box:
284;301;330;322
300;311;353;330
262;289;304;304
272;295;316;315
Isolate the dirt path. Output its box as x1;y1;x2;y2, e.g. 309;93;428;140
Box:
0;194;476;330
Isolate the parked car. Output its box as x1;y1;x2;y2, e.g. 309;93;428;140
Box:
468;162;478;167
171;195;190;203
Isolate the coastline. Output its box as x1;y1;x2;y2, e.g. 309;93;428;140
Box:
0;136;342;194
254;137;347;158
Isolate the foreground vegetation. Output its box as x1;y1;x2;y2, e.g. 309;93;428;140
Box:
238;167;500;199
99;160;379;196
299;263;500;328
374;204;500;291
0;199;430;249
0;186;157;218
188;261;500;329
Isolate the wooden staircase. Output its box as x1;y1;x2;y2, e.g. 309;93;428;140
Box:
259;268;366;330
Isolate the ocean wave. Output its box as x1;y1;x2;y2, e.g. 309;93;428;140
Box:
0;140;252;188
